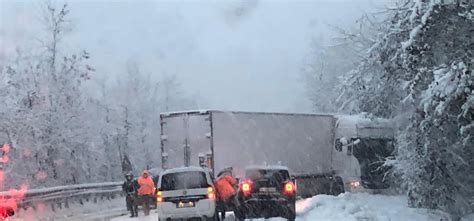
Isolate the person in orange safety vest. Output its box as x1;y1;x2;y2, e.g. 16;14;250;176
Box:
215;169;237;202
214;167;239;220
137;170;155;216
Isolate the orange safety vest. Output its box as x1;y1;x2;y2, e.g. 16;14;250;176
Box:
215;175;237;202
137;176;155;195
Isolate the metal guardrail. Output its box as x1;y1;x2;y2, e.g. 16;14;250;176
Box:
0;182;124;212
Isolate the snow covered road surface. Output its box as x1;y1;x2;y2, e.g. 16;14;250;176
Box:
112;193;454;221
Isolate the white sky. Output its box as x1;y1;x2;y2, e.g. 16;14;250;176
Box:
0;0;390;112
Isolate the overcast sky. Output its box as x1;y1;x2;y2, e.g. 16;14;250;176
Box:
1;0;390;112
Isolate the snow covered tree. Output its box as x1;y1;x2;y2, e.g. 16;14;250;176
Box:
338;0;473;217
304;14;383;113
303;35;342;112
36;2;95;185
0;2;96;187
107;60;197;175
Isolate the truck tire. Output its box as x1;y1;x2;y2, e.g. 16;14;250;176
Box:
331;176;345;195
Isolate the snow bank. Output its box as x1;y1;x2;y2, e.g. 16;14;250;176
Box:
298;193;451;221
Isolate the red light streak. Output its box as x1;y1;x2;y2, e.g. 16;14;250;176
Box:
1;144;29;219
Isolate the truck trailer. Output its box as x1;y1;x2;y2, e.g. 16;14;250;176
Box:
159;110;394;197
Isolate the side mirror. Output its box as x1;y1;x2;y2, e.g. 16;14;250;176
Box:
345;139;360;156
335;139;343;152
346;144;353;156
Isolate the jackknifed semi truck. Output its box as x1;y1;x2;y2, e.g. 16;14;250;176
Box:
159;110;394;197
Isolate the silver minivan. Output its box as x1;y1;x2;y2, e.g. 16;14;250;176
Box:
156;166;217;221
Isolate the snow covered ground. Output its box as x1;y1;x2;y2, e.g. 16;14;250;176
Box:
296;193;452;221
6;192;471;221
111;193;459;221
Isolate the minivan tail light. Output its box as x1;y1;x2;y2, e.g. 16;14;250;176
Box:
156;191;163;203
207;186;215;200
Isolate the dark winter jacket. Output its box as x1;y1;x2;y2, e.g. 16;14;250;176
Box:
122;180;139;196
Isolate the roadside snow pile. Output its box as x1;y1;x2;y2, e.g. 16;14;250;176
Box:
297;193;452;221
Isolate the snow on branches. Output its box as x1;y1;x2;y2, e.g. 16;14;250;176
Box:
338;0;473;217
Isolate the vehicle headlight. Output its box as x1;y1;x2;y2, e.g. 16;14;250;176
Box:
349;180;361;188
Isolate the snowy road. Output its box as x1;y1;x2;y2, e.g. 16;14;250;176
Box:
111;193;453;221
9;192;466;221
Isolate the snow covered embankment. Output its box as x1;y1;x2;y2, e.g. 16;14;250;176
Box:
296;193;453;221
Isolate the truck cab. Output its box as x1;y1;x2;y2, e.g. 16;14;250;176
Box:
333;115;395;191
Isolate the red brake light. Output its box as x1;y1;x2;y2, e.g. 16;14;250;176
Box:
284;181;295;194
240;179;253;196
242;183;250;191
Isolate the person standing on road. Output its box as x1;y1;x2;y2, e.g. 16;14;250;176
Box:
137;170;155;216
214;167;238;220
122;173;139;217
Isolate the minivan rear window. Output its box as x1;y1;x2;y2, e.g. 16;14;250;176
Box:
161;171;208;191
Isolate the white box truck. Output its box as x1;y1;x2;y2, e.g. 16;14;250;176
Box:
160;110;394;197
